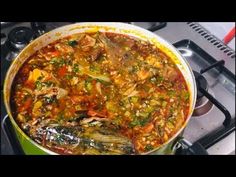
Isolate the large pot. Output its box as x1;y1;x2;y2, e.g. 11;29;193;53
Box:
3;22;198;155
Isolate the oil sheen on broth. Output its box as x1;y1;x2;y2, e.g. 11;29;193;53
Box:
11;32;190;154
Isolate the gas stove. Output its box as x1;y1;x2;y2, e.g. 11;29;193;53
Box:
1;22;235;155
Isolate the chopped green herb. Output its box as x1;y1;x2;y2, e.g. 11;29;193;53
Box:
85;79;93;92
169;107;174;115
65;74;73;80
113;116;122;126
157;125;164;136
139;112;150;118
157;76;164;83
162;101;167;107
68;40;78;47
44;96;56;104
139;118;149;126
35;81;42;90
130;96;139;103
50;57;65;67
129;115;150;128
132;65;139;72
73;64;79;73
145;144;154;151
129;119;140;128
57;112;65;121
96;78;111;86
44;81;54;87
168;90;175;96
183;92;190;101
89;65;100;73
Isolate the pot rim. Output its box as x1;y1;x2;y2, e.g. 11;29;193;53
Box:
3;22;197;155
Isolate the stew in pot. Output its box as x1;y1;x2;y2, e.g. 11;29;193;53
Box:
11;32;190;154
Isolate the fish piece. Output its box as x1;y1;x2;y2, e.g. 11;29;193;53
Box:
31;120;135;154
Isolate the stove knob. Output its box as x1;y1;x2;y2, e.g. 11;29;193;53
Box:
7;26;34;51
31;22;46;36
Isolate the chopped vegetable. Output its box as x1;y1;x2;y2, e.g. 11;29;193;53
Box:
50;57;65;67
65;74;73;80
80;66;110;82
123;84;138;97
87;110;107;118
49;51;60;57
44;96;56;104
27;69;48;83
17;113;26;123
32;101;43;117
96;82;102;94
124;111;131;117
145;144;154;151
35;80;43;90
18;97;32;112
58;66;67;77
106;101;116;112
137;69;150;80
85;79;93;92
142;123;154;133
130;96;139;103
89;65;100;73
183;91;190;101
68;40;78;47
86;72;110;82
12;31;190;155
162;101;167;107
150;77;157;83
71;77;79;85
129;119;140;128
72;64;79;73
56;88;68;99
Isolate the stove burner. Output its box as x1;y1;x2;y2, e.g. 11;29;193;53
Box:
192;71;213;117
193;71;208;99
193;88;214;117
31;22;46;37
7;26;34;51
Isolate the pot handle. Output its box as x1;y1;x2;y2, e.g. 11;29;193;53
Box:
173;138;208;155
1;115;25;155
148;22;167;32
1;115;13;148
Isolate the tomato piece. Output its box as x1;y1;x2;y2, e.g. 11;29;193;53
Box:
52;107;60;117
87;109;107;117
18;97;33;112
142;123;154;133
68;107;76;116
49;51;60;57
70;95;82;104
58;66;67;77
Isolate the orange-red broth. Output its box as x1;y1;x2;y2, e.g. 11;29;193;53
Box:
12;32;190;154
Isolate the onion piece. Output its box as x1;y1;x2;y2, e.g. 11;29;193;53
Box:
80;117;109;125
96;82;102;94
123;84;139;98
56;88;68;99
80;66;110;82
